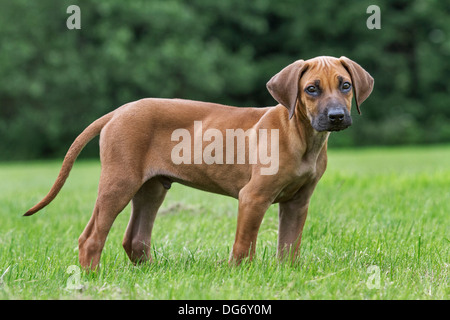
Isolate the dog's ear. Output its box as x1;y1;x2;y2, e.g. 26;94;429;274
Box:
339;56;374;115
266;60;308;119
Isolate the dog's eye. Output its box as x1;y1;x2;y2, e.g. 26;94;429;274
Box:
306;86;317;94
342;82;351;91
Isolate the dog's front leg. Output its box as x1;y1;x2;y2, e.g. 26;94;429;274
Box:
229;187;273;265
277;182;318;262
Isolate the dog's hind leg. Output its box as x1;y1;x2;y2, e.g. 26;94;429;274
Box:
78;168;142;270
122;178;167;264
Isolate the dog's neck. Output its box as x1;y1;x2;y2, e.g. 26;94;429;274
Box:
292;104;329;159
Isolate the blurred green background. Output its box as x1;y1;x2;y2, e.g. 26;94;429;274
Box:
0;0;449;160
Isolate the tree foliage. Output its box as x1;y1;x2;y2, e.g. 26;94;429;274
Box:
0;0;449;159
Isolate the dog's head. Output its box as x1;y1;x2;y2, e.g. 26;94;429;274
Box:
266;56;374;132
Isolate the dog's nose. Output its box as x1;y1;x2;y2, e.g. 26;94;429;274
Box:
328;109;345;123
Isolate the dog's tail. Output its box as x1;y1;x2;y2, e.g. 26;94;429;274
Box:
23;111;115;216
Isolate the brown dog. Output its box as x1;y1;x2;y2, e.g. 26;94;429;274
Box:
25;56;374;270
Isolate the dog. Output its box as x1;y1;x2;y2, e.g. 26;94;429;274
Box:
24;56;374;270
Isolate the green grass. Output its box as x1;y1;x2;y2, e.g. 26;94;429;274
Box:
0;145;449;299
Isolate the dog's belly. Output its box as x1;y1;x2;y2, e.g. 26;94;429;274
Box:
155;163;252;199
168;175;241;198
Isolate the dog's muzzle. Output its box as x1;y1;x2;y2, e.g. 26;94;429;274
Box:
311;106;352;132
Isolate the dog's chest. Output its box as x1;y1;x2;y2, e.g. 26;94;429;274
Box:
275;161;317;202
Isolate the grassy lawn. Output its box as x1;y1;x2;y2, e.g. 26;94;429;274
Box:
0;145;448;299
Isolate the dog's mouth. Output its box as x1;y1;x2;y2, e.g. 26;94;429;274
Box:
313;123;351;132
325;123;351;132
323;119;352;132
